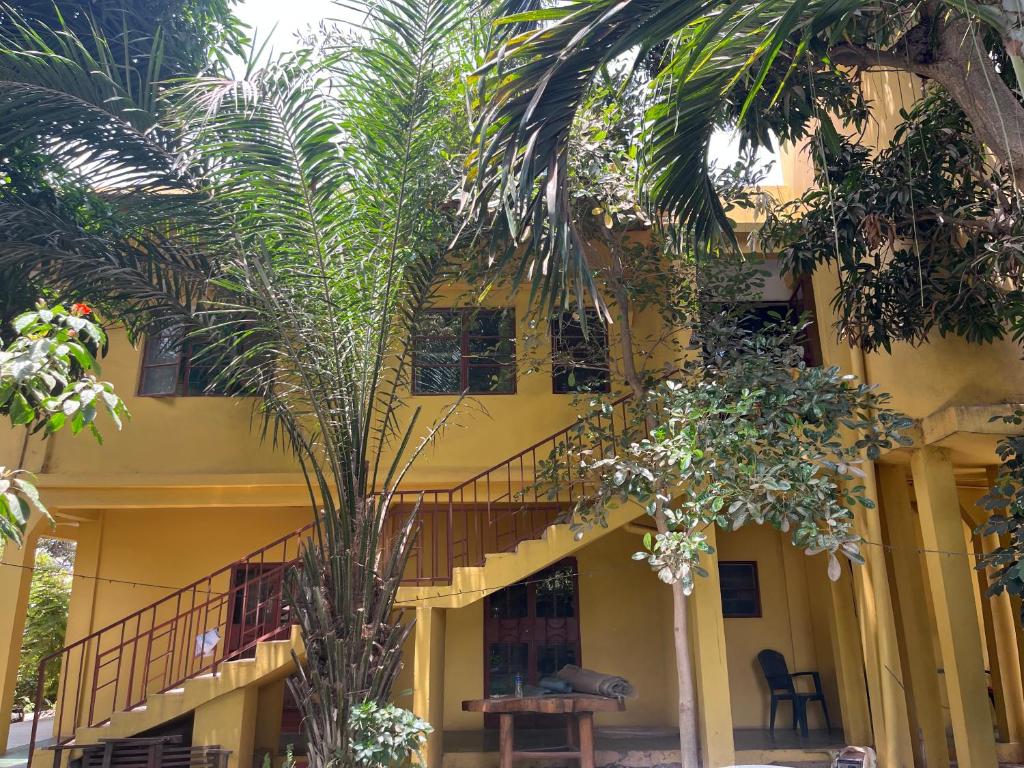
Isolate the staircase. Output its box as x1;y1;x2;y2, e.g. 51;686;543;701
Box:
30;390;642;761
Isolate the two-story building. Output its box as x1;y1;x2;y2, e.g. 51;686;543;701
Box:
3;70;1024;768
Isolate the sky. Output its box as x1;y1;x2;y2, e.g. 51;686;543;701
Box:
235;0;346;55
232;0;783;184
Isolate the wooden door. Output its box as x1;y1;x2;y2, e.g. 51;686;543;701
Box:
226;563;289;658
483;559;580;728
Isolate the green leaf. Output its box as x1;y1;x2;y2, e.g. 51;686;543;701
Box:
10;392;34;425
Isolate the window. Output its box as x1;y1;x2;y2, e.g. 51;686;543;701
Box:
411;309;515;394
719;561;761;618
138;325;239;397
551;310;610;394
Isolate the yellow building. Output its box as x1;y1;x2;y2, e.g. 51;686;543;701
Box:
3;73;1024;768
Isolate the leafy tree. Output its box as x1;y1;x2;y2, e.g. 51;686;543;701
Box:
464;0;1024;315
762;88;1024;354
0;1;238;328
1;302;128;544
14;545;72;710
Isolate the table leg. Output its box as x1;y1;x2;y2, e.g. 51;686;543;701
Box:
566;716;577;749
499;713;514;768
578;712;595;768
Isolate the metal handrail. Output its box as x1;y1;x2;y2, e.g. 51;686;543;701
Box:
30;387;639;761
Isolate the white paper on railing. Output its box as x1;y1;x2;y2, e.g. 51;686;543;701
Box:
195;628;220;657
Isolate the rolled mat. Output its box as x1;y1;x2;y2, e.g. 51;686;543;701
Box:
538;677;572;694
556;664;636;698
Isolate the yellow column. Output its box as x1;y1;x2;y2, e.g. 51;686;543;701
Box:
0;514;48;754
689;526;734;768
807;555;872;744
51;514;102;744
412;606;446;767
910;447;998;768
877;465;948;767
193;686;259;768
253;681;286;764
847;464;915;767
981;468;1024;747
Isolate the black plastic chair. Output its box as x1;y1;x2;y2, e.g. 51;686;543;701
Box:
756;648;832;737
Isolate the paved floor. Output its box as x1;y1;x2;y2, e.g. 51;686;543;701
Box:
2;715;53;768
7;715;52;752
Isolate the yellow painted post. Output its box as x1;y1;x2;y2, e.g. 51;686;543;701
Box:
909;447;998;768
982;468;1024;746
193;686;259;768
53;515;102;744
413;606;446;767
0;515;48;754
846;464;915;768
253;681;286;764
877;465;948;767
823;567;873;745
689;526;734;768
807;265;912;763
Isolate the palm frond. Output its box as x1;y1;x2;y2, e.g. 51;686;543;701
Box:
465;0;935;308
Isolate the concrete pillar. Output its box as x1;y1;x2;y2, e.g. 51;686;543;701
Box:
253;681;286;765
980;468;1024;748
910;447;998;768
877;465;948;767
51;514;102;745
846;465;915;767
412;606;446;767
689;526;734;768
821;563;873;745
0;514;49;754
193;686;259;768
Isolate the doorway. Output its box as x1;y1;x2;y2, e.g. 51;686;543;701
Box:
225;563;290;658
483;559;580;726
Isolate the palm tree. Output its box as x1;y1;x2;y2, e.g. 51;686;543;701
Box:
465;0;1024;312
0;1;472;762
0;7;219;331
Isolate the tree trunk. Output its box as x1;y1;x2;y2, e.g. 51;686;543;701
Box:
657;508;701;768
606;236;701;768
833;16;1024;191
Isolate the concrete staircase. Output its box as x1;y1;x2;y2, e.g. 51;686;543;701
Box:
72;627;303;746
396;500;642;609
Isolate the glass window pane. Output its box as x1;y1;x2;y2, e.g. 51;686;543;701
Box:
552;311;609;393
468;337;515;359
139;364;179;396
417;310;461;337
144;325;184;365
719;562;760;618
467;365;514;394
536;567;576;618
414;366;460;394
488;583;527;619
537;644;577;678
187;363;216;395
468;309;514;337
487;643;529;696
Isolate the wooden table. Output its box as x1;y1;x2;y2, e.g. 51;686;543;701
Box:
462;694;625;768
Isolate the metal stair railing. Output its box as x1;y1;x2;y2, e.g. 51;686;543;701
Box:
30;386;638;761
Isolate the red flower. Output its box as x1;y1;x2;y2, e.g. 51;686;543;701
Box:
71;303;92;316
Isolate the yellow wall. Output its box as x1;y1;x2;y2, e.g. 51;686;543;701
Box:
865;335;1024;421
717;525;835;730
